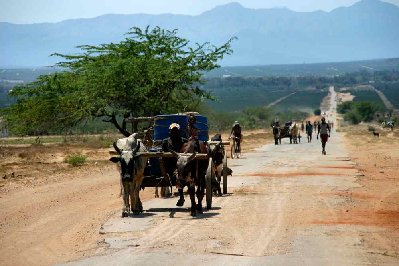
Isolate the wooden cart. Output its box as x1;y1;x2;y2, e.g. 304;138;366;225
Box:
120;114;230;210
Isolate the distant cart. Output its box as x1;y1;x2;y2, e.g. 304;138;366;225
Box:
120;113;230;209
272;121;301;144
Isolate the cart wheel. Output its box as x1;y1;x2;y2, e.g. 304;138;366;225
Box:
205;158;213;210
222;153;228;194
230;140;235;159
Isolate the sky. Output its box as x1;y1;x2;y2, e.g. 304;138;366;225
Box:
1;0;399;24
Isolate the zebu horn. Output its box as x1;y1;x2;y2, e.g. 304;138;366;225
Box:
113;142;122;154
133;141;141;153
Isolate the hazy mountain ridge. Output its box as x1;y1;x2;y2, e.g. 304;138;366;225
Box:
1;0;399;67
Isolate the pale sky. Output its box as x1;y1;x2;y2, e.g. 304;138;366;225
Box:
1;0;398;24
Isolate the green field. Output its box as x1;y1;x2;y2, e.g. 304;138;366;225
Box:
273;90;328;112
375;81;399;109
345;87;386;110
206;87;290;112
206;58;399;78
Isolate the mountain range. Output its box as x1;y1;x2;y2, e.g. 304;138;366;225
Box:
1;0;399;67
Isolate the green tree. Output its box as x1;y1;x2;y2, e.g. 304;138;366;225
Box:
340;101;378;124
354;102;378;122
3;27;234;136
337;101;353;114
344;110;362;124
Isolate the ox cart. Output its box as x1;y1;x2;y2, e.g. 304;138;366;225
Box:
124;113;230;210
272;121;301;144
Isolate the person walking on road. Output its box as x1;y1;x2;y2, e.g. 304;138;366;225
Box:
306;121;313;142
313;121;317;133
317;117;331;155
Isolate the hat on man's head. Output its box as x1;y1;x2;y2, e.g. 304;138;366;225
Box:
169;123;180;130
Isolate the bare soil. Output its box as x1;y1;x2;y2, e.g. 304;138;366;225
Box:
0;130;272;266
340;124;399;255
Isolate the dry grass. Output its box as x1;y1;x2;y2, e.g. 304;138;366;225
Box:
0;140;112;192
1;129;273;191
339;123;399;254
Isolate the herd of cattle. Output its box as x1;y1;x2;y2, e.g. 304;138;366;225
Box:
109;133;230;217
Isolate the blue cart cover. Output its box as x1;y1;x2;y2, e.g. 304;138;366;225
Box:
153;114;208;141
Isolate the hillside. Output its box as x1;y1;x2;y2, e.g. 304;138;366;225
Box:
206;58;399;78
1;0;399;67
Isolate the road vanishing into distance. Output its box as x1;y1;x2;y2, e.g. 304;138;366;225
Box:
62;88;398;266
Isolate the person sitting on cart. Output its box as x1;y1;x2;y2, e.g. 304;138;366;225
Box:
162;123;187;153
230;121;242;151
187;114;201;152
161;123;187;205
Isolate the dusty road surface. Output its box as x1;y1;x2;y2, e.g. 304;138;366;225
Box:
60;90;398;266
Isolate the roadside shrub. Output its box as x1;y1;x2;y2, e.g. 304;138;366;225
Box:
313;109;321;115
337;101;353;114
356;102;378;122
344;110;361;124
65;153;87;166
340;101;379;124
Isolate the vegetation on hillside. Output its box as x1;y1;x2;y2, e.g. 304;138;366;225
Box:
374;81;399;108
2;58;399;136
337;101;380;124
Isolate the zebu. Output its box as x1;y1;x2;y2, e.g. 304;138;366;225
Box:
208;134;233;195
290;123;300;144
109;133;148;217
272;124;281;145
170;138;209;216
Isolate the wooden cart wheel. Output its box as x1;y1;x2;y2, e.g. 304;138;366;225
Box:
222;152;228;194
205;158;213;210
230;140;235;159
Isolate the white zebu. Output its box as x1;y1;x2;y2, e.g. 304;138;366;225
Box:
110;133;148;217
290;122;300;144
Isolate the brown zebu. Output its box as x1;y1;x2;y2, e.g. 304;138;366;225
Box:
170;138;209;216
110;134;148;217
208;134;233;195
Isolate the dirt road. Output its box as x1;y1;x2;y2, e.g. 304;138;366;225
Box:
60;88;398;266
